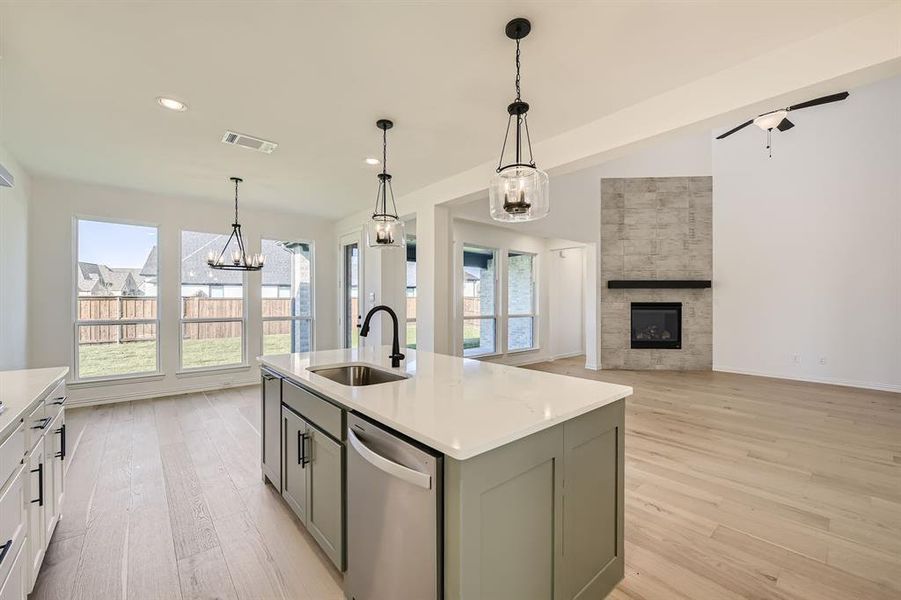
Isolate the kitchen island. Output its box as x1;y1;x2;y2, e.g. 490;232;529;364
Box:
259;347;631;600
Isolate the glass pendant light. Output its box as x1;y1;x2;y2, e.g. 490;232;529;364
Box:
207;177;264;271
489;18;549;223
367;119;406;248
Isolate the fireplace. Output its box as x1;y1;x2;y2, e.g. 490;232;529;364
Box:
631;302;682;349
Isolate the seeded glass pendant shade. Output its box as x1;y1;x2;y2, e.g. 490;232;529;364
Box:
367;119;406;249
489;18;549;223
207;177;264;271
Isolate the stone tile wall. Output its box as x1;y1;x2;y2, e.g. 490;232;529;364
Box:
600;177;712;370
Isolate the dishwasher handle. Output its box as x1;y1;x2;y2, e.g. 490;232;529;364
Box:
348;427;431;490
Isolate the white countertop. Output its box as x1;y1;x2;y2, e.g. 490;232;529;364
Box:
259;347;631;460
0;367;68;440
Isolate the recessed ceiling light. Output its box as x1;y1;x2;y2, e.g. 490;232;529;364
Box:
157;97;187;111
365;158;380;165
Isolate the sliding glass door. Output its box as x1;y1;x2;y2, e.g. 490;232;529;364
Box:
340;233;362;348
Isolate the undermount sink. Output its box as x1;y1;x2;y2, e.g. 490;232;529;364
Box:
308;364;408;386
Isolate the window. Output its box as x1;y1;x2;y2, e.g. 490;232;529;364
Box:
262;239;314;354
75;219;159;380
180;230;246;370
406;234;417;349
507;251;537;351
462;245;497;357
343;241;361;348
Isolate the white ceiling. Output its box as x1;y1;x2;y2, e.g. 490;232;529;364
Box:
0;1;889;219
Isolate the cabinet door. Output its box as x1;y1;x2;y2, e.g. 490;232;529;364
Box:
53;410;65;524
42;416;58;546
306;427;344;570
281;407;308;522
0;542;25;600
261;373;282;489
26;443;44;591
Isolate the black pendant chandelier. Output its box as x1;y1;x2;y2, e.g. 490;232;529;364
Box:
489;18;549;223
366;119;405;248
207;177;264;271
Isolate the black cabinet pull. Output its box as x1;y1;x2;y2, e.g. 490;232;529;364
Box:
0;540;11;566
57;423;66;460
50;396;67;405
30;463;43;506
298;431;310;468
32;417;51;430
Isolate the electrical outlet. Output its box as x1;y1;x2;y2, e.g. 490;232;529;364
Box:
792;354;801;364
819;356;827;365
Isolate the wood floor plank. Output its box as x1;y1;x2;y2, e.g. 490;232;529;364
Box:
159;441;219;560
176;546;238;600
70;509;128;600
126;506;183;600
29;534;85;600
213;511;291;600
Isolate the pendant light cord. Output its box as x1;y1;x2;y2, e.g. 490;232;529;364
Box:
233;178;240;225
515;39;521;102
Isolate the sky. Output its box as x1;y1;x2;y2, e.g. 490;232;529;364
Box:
78;220;157;268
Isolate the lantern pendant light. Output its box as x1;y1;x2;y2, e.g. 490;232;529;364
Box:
489;18;549;223
206;177;264;271
366;119;406;249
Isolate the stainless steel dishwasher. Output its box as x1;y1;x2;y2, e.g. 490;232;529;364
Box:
345;413;443;600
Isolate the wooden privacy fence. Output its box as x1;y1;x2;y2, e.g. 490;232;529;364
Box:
78;296;305;343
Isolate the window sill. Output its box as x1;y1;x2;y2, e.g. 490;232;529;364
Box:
507;347;540;355
176;364;253;378
70;372;166;388
463;351;502;360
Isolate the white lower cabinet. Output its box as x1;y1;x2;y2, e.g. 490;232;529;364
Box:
26;441;44;591
0;542;25;600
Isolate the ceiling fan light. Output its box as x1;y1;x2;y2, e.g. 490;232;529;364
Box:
489;165;549;222
753;110;788;131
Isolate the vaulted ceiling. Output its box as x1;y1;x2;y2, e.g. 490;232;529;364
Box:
0;1;890;218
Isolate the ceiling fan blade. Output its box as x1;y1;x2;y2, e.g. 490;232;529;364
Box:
788;91;849;112
776;118;794;132
715;119;753;140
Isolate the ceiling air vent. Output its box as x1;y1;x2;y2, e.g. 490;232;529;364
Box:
221;131;278;154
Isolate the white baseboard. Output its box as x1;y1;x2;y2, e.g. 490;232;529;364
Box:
67;378;260;408
551;351;585;361
713;365;901;394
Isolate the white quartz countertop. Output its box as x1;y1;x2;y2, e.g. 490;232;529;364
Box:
259;347;631;460
0;367;68;440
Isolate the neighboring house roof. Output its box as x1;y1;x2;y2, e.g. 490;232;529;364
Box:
77;262;146;296
140;245;158;278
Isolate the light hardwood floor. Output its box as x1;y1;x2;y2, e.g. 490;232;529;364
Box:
525;358;901;600
31;386;343;600
33;364;901;599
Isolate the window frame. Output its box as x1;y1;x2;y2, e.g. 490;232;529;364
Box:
260;237;316;355
461;244;499;358
505;249;539;353
405;233;416;350
72;216;162;383
177;229;249;374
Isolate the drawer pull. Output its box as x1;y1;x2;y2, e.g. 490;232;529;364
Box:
50;396;67;406
32;417;51;430
0;540;11;566
55;424;67;460
30;463;43;506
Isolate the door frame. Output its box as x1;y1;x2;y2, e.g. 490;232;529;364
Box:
338;230;365;349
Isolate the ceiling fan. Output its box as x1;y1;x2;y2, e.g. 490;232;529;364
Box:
716;91;850;157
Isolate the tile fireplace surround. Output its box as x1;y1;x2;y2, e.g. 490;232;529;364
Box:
600;176;712;370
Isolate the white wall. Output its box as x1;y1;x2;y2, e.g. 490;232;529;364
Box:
28;176;338;404
547;246;584;359
713;74;901;391
0;146;31;370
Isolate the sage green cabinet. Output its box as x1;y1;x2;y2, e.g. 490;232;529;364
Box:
444;399;624;600
280;405;345;571
281;407;309;522
261;371;282;489
306;427;344;569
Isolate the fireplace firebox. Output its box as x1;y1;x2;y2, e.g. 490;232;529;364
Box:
631;302;682;349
